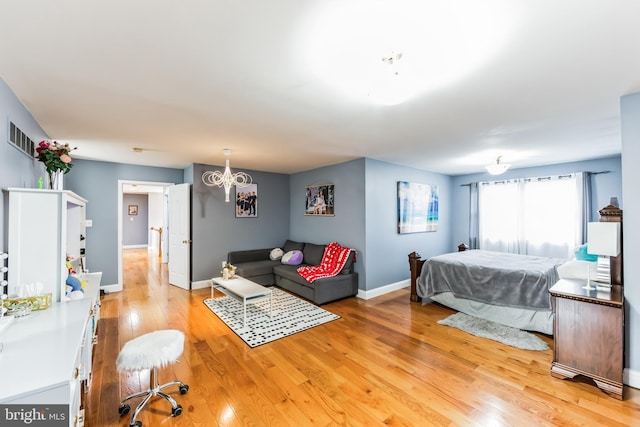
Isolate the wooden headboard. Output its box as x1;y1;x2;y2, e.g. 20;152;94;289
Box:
408;244;467;302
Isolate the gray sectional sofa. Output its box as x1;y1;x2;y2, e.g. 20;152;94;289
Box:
227;240;358;305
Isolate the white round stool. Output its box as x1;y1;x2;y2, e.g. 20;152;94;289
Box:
116;329;189;427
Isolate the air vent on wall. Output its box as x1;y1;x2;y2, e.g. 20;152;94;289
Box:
7;120;35;158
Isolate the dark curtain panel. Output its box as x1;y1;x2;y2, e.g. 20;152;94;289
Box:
580;172;593;244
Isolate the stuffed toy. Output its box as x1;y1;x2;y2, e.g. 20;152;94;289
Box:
65;259;87;300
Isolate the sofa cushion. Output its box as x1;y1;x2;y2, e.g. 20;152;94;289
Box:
303;243;325;265
228;248;272;265
273;264;309;284
234;259;280;278
281;250;303;265
283;239;304;253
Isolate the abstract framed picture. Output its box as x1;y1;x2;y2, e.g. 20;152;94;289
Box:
397;181;439;233
235;183;258;218
305;184;334;216
128;205;138;216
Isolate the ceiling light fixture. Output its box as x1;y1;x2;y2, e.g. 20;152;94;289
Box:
299;1;518;106
367;51;414;105
382;51;403;74
201;149;252;202
485;156;511;175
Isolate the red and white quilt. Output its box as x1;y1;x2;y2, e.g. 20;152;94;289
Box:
297;242;353;283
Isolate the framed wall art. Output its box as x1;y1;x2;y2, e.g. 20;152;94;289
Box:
305;184;334;216
128;205;138;216
397;181;439;233
235;183;258;218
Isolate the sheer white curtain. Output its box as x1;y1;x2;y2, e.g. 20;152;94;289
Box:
479;180;521;253
478;174;583;259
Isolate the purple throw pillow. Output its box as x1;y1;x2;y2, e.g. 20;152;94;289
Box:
281;250;303;265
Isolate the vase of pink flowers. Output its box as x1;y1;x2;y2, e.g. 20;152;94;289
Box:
36;141;76;190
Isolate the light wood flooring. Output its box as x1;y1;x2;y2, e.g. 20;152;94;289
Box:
85;249;640;426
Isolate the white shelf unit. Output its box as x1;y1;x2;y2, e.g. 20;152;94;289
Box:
6;188;87;303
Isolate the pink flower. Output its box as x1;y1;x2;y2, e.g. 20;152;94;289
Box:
36;139;76;176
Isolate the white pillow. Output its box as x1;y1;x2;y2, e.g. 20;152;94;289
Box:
270;248;284;260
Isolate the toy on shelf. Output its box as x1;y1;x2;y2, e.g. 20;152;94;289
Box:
65;258;87;301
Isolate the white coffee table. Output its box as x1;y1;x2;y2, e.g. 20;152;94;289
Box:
211;276;272;328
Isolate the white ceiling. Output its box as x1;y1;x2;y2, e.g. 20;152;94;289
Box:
1;1;638;176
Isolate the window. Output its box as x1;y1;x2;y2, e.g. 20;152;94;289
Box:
478;174;583;259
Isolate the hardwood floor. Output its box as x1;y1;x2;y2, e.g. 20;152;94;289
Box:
85;249;640;426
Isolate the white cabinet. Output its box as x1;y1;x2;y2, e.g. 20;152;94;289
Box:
6;188;87;302
0;293;96;426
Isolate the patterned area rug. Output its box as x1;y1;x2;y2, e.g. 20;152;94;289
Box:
438;312;549;351
204;288;340;348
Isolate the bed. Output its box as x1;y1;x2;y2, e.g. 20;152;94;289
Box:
408;205;623;335
410;250;565;334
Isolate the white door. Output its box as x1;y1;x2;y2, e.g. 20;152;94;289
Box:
168;183;191;289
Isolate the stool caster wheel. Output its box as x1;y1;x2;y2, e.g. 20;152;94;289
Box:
179;384;189;394
172;404;183;417
118;404;130;416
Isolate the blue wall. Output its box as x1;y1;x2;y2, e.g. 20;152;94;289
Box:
123;193;149;246
65;159;184;285
289;159;367;288
191;163;290;282
0;79;49;250
621;93;640;383
450;156;622;249
288;158;453;292
364;158;452;290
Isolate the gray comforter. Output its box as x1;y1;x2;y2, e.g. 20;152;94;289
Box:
417;250;566;310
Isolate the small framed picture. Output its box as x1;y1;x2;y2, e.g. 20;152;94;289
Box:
305;184;334;216
235;183;258;218
128;205;138;216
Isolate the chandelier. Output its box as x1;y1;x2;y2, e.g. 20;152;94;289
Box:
201;149;252;202
485;155;511;175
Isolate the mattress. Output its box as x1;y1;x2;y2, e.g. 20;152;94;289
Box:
417;250;566;310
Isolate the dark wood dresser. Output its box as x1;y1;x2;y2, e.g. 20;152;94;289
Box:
549;204;624;400
549;279;624;399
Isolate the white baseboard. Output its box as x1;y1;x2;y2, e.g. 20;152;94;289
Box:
357;279;410;300
191;279;211;290
624;368;640;389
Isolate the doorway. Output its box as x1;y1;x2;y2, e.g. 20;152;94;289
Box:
116;180;173;292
